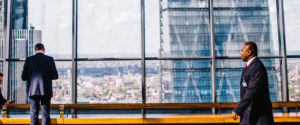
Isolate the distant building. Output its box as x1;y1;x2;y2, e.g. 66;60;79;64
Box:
11;27;42;103
159;0;279;103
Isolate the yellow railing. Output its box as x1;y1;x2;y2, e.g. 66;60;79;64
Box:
0;102;299;124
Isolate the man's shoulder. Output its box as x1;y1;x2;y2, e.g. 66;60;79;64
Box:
250;58;266;71
27;54;54;61
26;55;34;60
44;55;54;59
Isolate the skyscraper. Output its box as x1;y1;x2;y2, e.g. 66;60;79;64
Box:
159;0;279;103
12;0;28;29
9;0;42;103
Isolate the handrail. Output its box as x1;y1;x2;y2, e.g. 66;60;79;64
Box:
1;102;299;124
0;114;300;124
2;102;299;110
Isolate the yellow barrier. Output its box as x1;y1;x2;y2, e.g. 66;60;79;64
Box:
0;114;299;124
0;102;299;124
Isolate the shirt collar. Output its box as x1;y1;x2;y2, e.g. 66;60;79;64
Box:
35;50;45;54
247;56;256;67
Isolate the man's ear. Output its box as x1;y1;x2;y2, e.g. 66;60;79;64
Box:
246;49;253;57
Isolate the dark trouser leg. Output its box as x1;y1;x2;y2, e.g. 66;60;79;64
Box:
30;96;40;125
41;96;51;125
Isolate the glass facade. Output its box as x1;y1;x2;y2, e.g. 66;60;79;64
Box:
0;0;298;114
159;0;279;103
9;0;72;104
77;61;142;104
213;0;280;102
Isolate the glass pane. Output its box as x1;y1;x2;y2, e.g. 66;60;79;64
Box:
158;0;210;57
0;0;5;59
0;61;2;73
145;0;160;57
77;61;142;103
9;61;71;104
214;0;279;56
0;38;4;59
146;60;212;103
216;58;281;102
11;0;29;59
21;0;72;59
9;61;26;104
287;58;300;101
284;1;300;55
78;0;141;58
52;61;72;104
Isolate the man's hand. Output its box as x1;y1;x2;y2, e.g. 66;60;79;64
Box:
5;100;13;105
232;111;239;120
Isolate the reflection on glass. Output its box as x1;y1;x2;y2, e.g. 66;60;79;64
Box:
78;0;141;58
146;60;212;103
214;0;279;56
159;0;210;57
284;1;300;55
216;59;281;102
77;61;142;104
287;59;300;101
9;61;71;104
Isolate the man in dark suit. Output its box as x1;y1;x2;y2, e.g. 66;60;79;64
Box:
22;43;58;125
232;41;274;125
0;73;13;105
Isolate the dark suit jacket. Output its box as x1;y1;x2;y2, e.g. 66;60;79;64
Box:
0;89;7;105
21;53;58;97
234;58;274;125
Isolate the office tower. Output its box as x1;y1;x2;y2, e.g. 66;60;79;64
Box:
9;0;41;103
11;27;42;103
159;0;278;103
12;0;28;29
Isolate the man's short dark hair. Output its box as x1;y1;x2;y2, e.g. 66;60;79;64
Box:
244;41;258;56
35;43;45;50
0;73;3;77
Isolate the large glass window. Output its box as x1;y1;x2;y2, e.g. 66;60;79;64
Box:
216;59;281;102
213;0;279;56
28;0;72;58
78;0;141;58
287;59;300;101
52;62;72;104
284;1;300;102
145;0;160;57
146;60;212;103
0;0;5;74
9;0;72;104
77;61;142;104
2;0;291;109
284;1;300;55
146;0;211;104
153;0;210;58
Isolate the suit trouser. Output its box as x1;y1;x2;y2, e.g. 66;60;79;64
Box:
29;96;51;125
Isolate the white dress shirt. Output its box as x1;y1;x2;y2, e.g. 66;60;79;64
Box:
246;56;256;67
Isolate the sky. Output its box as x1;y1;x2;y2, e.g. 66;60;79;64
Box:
28;0;160;58
28;0;299;58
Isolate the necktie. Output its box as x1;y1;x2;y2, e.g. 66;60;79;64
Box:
244;64;248;87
